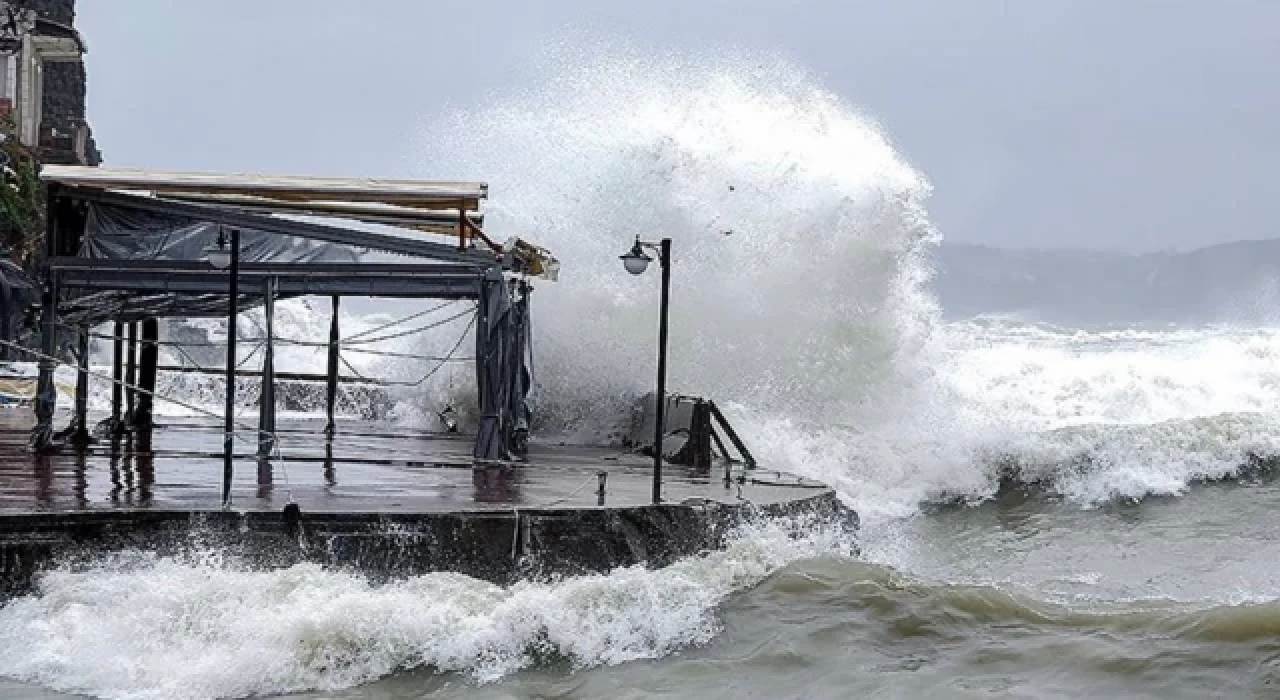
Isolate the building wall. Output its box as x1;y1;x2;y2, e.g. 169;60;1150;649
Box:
39;55;98;164
5;0;100;164
14;0;73;26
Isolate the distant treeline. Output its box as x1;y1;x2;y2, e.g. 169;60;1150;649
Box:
932;241;1280;325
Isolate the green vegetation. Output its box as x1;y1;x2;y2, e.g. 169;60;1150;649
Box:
0;114;45;270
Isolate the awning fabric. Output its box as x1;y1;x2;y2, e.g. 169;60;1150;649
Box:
0;258;35;360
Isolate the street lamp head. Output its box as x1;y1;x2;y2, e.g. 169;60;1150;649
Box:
204;229;232;269
620;238;652;275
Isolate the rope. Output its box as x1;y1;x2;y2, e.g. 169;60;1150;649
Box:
529;475;598;508
74;322;263;374
334;312;477;388
235;342;264;370
394;313;476;388
343;299;460;342
342;306;477;346
0;336;293;504
270;335;470;360
338;353;369;382
168;342;205;370
87;329;470;363
323;344;472;362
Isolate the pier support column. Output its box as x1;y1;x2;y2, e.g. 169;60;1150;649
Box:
30;272;58;452
124;322;137;425
110;321;123;435
70;325;91;446
135;319;158;431
221;228;240;507
472;274;495;460
31;186;60;453
257;278;276;461
324;295;340;438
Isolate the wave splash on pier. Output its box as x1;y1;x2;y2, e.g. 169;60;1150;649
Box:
101;39;1280;520
420;41;942;502
0;517;850;700
418;42;1280;520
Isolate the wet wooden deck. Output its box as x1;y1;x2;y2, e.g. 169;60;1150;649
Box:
0;409;827;516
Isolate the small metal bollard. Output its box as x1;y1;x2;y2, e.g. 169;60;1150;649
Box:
597;471;608;506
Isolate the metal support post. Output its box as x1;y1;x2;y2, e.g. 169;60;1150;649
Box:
221;228;240;507
71;325;90;445
257;277;276;460
31;186;59;453
136;319;158;430
110;321;123;432
324;295;340;438
651;238;671;504
124;322;137;423
30;273;58;452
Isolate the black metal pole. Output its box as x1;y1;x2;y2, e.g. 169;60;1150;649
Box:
222;228;240;507
324;295;340;438
137;320;158;430
111;321;123;431
31;187;59;452
257;277;276;460
652;238;671;504
72;325;90;444
124;322;137;423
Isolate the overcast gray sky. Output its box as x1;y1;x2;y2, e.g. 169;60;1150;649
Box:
77;1;1279;252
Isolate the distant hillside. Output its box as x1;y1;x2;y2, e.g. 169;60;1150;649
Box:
932;240;1280;324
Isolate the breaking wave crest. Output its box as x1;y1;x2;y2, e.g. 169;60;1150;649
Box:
0;517;851;700
414;43;1280;515
129;43;1280;516
420;41;939;441
750;322;1280;519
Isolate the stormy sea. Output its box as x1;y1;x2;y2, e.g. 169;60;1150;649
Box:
4;47;1280;699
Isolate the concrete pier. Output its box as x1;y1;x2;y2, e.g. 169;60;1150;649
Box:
0;412;851;595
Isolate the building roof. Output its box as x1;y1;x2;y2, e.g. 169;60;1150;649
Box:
40;165;488;212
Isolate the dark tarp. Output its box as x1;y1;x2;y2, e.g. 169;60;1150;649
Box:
81;201;363;264
0;258;35;361
473;270;533;461
45;198;534;463
65;201;395;324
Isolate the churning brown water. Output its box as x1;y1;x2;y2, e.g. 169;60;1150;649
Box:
4;480;1280;699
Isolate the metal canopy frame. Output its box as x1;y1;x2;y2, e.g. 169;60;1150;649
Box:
153;192;484;236
31;169;537;484
52;258;485;301
64;186;497;266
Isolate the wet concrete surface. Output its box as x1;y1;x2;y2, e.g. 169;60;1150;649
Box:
0;409;847;591
0;410;828;515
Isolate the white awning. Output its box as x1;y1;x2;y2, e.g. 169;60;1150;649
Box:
40;165;487;211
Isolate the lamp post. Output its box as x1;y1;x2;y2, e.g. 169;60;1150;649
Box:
620;236;672;504
205;227;239;507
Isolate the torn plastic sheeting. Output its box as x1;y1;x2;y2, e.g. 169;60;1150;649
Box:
0;259;34;359
79;201;365;264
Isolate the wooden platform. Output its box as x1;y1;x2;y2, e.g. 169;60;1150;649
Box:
0;409;849;592
0;410;826;515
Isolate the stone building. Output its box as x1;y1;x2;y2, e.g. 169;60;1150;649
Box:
0;0;99;165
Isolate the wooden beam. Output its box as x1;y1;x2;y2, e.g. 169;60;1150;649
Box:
155;192;484;235
39;165;487;211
